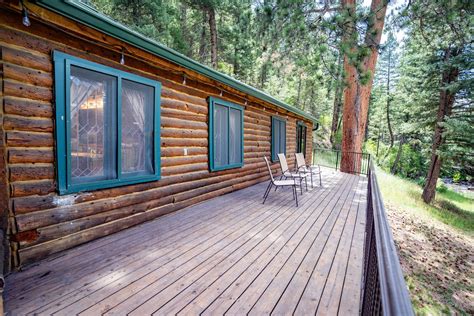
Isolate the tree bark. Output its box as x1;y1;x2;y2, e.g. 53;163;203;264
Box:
340;0;387;174
386;48;394;149
198;11;207;63
422;48;460;204
330;54;343;147
207;7;218;68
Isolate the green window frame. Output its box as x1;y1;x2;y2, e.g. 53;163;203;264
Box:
208;97;244;171
53;51;161;194
271;116;287;162
296;121;307;157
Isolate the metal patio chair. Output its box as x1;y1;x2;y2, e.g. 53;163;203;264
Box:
295;152;322;188
262;156;299;207
277;153;308;194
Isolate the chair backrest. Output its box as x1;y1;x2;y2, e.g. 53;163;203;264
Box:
277;153;289;173
263;156;275;182
295;152;306;169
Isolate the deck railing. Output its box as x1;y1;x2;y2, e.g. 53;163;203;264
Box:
312;147;370;175
313;148;413;315
362;160;414;315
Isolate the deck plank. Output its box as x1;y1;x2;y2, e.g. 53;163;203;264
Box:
4;168;368;316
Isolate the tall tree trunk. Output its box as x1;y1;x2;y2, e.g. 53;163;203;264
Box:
422;48;459;203
391;135;405;174
296;72;303;106
340;0;387;174
386;48;394;149
233;14;240;76
376;130;381;157
330;54;343;147
198;12;207;63
207;7;218;68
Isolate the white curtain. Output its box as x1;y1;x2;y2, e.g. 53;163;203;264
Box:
122;82;153;174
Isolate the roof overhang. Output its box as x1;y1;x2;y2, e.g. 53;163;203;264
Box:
33;0;319;124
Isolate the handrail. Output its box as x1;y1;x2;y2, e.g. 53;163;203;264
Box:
312;147;370;176
362;160;414;315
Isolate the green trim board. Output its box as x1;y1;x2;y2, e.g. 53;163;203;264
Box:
208;97;244;172
35;0;318;125
271;116;287;162
54;50;161;194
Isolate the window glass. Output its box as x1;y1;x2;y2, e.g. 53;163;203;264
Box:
213;104;229;167
70;66;116;183
121;80;154;176
229;108;242;164
209;98;243;171
272;117;286;161
297;123;307;157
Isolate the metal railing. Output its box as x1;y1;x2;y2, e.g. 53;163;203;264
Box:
313;147;413;315
312;147;371;175
362;160;414;315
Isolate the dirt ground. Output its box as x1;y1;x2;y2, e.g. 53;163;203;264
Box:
386;203;474;315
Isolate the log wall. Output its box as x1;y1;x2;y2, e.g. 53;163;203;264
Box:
0;3;314;269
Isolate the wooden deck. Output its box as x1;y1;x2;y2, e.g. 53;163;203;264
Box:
5;168;367;315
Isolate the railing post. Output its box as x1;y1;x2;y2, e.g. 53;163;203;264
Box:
335;150;339;171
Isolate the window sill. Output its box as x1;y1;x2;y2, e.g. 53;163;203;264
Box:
59;174;161;195
209;163;244;172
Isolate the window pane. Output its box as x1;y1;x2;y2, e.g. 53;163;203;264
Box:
229;108;242;164
214;104;228;167
279;121;286;154
122;80;154;176
273;119;280;157
70;66;116;183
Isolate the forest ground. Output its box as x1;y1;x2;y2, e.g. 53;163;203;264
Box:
377;168;474;315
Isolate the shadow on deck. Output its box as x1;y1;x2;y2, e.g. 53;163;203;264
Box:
5;167;367;315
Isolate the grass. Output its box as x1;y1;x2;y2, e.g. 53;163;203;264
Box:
375;166;474;235
376;167;474;314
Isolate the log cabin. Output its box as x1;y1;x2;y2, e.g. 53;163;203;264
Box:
0;0;317;274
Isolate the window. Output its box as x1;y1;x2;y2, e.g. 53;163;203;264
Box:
54;51;161;194
208;97;244;171
271;116;286;161
296;122;307;157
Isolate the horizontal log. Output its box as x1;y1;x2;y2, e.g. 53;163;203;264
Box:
161;128;207;139
17;195;175;247
3;63;53;87
3;97;53;118
161;107;207;122
161;162;208;176
161;97;207;115
3;115;53;132
245;121;271;132
9;164;54;182
3;80;52;102
11;170;209;214
6;131;53;147
11;180;55;197
244;134;270;142
160;116;207;130
161;87;207;107
161;155;207;168
1;45;52;72
8;148;54;164
161;147;207;157
161;137;207;148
